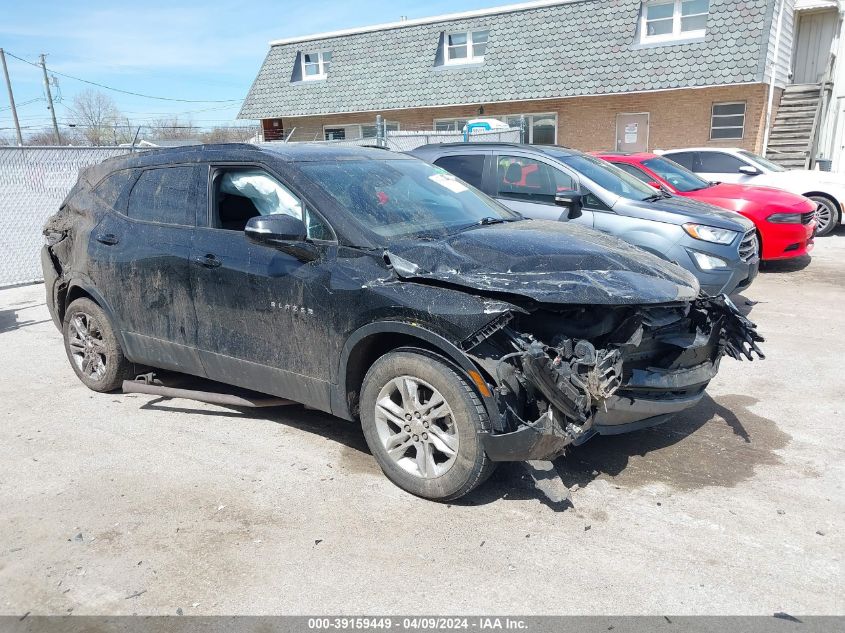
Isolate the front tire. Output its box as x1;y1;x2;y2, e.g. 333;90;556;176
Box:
360;351;496;501
809;195;840;237
63;298;134;392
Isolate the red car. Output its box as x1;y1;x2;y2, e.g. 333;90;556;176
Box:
595;152;816;261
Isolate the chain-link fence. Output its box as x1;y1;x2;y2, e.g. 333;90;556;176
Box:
0;146;138;287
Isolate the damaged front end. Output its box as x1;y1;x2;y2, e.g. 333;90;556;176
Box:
464;294;763;462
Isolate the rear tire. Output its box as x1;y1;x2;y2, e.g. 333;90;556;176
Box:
809;194;839;237
63;298;134;392
360;351;496;501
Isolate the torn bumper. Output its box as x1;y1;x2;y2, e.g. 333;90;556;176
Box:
40;245;62;329
479;294;762;462
482;369;709;462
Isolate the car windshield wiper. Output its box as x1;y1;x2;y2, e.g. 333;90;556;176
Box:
642;191;671;202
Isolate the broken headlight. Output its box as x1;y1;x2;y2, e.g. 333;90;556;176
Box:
683;223;739;245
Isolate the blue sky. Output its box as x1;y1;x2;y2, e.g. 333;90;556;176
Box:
0;0;498;136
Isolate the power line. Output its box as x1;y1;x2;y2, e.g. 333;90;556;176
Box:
3;50;244;104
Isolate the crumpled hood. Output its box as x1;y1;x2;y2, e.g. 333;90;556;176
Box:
385;220;700;305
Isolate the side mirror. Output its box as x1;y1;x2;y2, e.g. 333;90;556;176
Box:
555;192;583;220
245;214;319;262
648;181;663;190
738;165;761;176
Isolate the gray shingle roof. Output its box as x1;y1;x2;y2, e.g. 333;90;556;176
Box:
239;0;774;119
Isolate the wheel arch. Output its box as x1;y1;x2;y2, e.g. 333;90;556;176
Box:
804;191;841;220
333;321;498;423
60;281;129;354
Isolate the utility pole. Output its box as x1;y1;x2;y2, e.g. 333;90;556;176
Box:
39;53;61;145
0;48;23;146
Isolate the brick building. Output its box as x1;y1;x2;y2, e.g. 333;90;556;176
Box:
239;0;802;156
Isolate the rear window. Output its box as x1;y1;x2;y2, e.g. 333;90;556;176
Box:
93;169;135;213
126;166;202;225
433;154;486;189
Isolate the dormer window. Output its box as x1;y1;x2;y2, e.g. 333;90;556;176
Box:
640;0;708;44
445;29;489;65
302;51;332;80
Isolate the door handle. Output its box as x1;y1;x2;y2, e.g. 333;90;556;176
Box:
96;233;119;246
193;254;222;268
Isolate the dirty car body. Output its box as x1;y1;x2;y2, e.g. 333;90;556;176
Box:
42;144;763;499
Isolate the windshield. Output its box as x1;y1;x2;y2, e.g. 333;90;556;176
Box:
739;150;785;172
558;154;662;201
298;159;521;241
641;156;711;192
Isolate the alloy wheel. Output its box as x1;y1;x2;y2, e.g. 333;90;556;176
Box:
810;196;837;235
67;312;108;381
373;376;459;479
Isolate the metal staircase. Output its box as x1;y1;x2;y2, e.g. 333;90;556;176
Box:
765;83;824;169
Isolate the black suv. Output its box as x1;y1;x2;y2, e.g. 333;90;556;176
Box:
42;144;762;500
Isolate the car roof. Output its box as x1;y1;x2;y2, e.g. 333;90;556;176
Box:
411;142;583;158
81;142;408;185
659;147;743;153
593;151;660;161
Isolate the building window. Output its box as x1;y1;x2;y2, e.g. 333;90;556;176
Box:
710;102;745;140
434;118;470;132
323;122;399;140
445;30;489;65
641;0;708;43
302;51;332;80
433;114;557;144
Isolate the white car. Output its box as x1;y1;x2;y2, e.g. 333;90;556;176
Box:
657;147;844;236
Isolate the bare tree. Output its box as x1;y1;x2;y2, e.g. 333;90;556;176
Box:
26;128;64;146
199;126;256;144
69;89;121;146
0;132;12;146
149;116;197;140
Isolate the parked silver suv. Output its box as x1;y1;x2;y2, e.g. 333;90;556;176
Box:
411;144;759;295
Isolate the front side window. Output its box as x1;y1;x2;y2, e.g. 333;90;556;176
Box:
213;168;332;240
434;155;486;189
613;162;655;185
641;0;709;43
496;155;575;205
557;154;660;202
697;151;747;174
738;150;785;173
298;159;519;242
127;166;200;225
641;156;710;191
710;102;746;140
302;51;331;80
445;29;489;64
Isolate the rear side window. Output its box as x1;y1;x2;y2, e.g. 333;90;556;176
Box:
433;155;486;189
127;166;201;225
93;169;135;213
613;162;653;184
697;151;746;174
496;155;576;205
665;151;697;170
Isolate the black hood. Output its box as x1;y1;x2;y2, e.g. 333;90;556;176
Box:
385;220;699;305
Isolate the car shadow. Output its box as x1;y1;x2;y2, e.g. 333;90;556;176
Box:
129;374;781;511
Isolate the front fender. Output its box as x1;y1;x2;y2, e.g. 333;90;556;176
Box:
332;320;500;424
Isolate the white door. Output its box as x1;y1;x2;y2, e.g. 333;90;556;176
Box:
792;9;837;84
